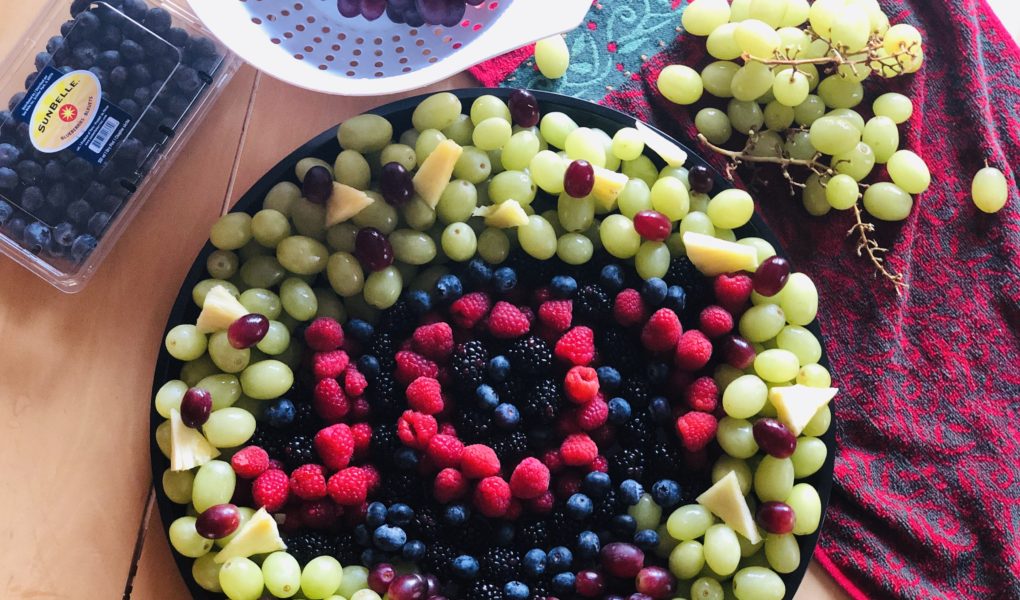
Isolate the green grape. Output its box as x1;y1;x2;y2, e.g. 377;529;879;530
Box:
326;222;358;253
737;237;777;263
196;374;242;411
701;61;739;98
689;191;711;214
501;130;541;171
636;241;671;278
207;250;239;280
240;360;294;400
478;227;510;263
163;468;195;504
802;404;832;437
763;533;800;575
762;101;794;131
754;456;794;502
824;173;859;210
793;94;826;126
783;130;815;161
399;127;419;148
779;273;818;326
264;181;301;216
535;35;570;78
971;166;1008;213
351;591;384;600
802;173;831;217
807;0;841;38
712;456;753;495
281;277;318;320
786;483;822;534
791;436;827;477
398;195;433;231
564;127;607;167
833;142;876;181
703;524;741;576
622;155;659;187
489;170;537;205
747;131;784;159
472;117;512;152
797;363;832;389
441;222;478;262
690;577;725;600
208;332;250;374
733;566;785;600
256;321;290;355
380;143;417;171
734;19;781;58
613;180;650;219
863;182;913;221
707;22;742;59
829;4;870;52
539;112;578;149
262;552;302;598
295;157;331;182
749;0;788;27
337;565;370;598
314;288;347;323
165;325;207;362
470;95;511;125
326;252;364;297
276;235;329;275
155;420;171;458
301;556;343;599
628;493;664;531
337;114;392;153
817;75;864;108
886;149;931;194
696;108;734;146
808;115;861;155
529;150;567;194
192;460;236;512
415;128;448;165
363;266;403;309
714;364;745;392
776;25;809;56
776;325;821;365
727;100;764;135
412;91;461;131
731;60;774;102
883;22;922;57
181;354;219;387
826;108;865;130
717;417;759;459
238;288;281;320
204;407;256;448
679;211;716;239
754;349;800;383
193;552;223;592
170;516;214;558
558;193;595;232
872;92;913;124
682;0;732;35
238;255;283;288
611;127;645;161
707;189;753;229
660;165;690;188
333;150;370;191
861;116;899;164
238;238;274;260
220;557;264;600
658;65;704;105
738;303;786;342
453;146;492;184
390;229;437;265
517;215;557;260
651;176;691;221
600;214;641;259
210;213;253;251
722;374;769;419
731;0;751;20
289;198;327;240
771;68;809;106
670;540;706;580
667;504;715;541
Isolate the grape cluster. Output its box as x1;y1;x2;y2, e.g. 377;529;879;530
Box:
337;0;485;27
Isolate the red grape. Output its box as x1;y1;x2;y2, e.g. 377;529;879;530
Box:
688;164;714;194
368;563;396;594
388;574;427;600
633;210;671;241
564;160;595;198
361;0;386;20
753;256;791;296
228;313;269;349
721;334;756;369
380;162;414;206
575;570;606;597
355;227;394;271
600;542;645;578
752;418;797;458
635;566;675;599
508;89;540;127
180;387;212;428
757;500;796;534
195;504;240;539
302;165;333;204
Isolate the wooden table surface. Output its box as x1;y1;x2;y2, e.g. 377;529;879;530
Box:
0;3;849;599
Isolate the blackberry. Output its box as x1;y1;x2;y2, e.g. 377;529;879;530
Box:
517;520;549;549
413;507;441;540
591;489;619;528
377;472;424;504
547;508;584;546
369;332;396;363
377;300;415;337
334;532;361;565
665;255;700;287
598;328;640;374
521;378;560;426
456;408;492;442
647;442;684;480
424;542;458;579
529;580;552;600
467;582;503;600
370;423;400;465
667;257;711;323
508;254;554;287
450;340;489;390
285;532;337;566
291;401;317;433
491;431;529;463
611;447;646;482
574;283;612;322
248;426;284;458
282;434;315;469
481;546;520;582
620;377;651;409
507;335;552;376
620;411;655;447
368;372;401;420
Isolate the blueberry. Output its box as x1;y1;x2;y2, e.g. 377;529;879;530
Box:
46;183;69;207
65;157;93;181
132;85;152;106
550;275;577;298
119;39;145;63
610;514;637;538
488;355;510;382
83;182;108;204
7;217;27;240
642;277;668;305
401;539;426;561
387;503;414;526
475;384;499;410
393;446;419;470
360;548;380;566
373;525;407;551
366;502;387;528
0;144;18;169
465;258;492;286
70;0;91;16
600;263;625;292
566;493;593;520
353;524;371;545
619;479;644;505
451;555;479;579
129;63;152;86
646;361;669;385
581;471;611;499
53;222;77;247
42;161;63;181
634;528;659;550
434;274;463;302
47;237;66;258
546;546;572;572
664;285;687;313
168;27;190;48
75;10;101;34
88;211;111;236
649;396;672;425
144;7;172;34
357;355;380;379
23;221;52;254
95;49;120;70
109;65;128;87
504;581;530;600
492;266;517;292
121;0;148;20
99;24;123;49
550;572;576;594
34;51;52;71
264;398;296;427
444;504;469;526
607;397;631;424
72;42;99;69
162;94;191;118
495;523;515;546
494;403;520;429
522;548;546;577
651;479;682;509
347;319;374;342
46;35;65;55
19;187;45;213
66;199;93;225
0;200;13;226
0;167;19;190
70;233;98;262
187;36;219;59
596;366;621;392
25;73;40;90
406;289;431;314
8;92;26;112
16;160;42;185
575;530;600;559
119;98;141;117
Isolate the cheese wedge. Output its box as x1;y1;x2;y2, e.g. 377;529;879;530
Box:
636;121;688;167
769;384;837;436
413;139;463;208
682;231;760;276
196;285;248;334
592;166;629;211
169;409;219;472
326;181;375;226
214;508;286;563
697;471;761;544
473;200;529;228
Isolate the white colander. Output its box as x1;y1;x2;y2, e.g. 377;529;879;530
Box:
185;0;590;96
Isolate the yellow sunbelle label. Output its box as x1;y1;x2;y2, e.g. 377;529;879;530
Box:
29;69;102;153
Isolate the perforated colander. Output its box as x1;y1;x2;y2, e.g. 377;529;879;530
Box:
185;0;589;95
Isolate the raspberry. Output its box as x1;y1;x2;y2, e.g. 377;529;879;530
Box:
641;308;683;352
576;398;609;430
314;424;355;470
313;350;349;380
290;464;328;500
268;459;285;472
538;299;573;332
252;469;289;512
313;378;349;422
474;476;512;517
412;322;455;361
591;454;609;473
675;411;718;452
564;365;599;403
397;410;438;450
304;317;344;351
509;457;550;500
231;446;269;479
299;499;338;529
350;397;371;421
528;491;555;514
438;422;458;437
675;330;713;371
505;499;523;521
699;305;734;338
555;326;595;366
405;376;445;415
560;433;598;467
685;376;719;412
613;289;647;326
328;467;370;506
395;351;439;385
714;274;753;313
541;449;564;473
450;292;492;328
434;468;468;503
426;434;465;469
351;422;372;458
361;464;381;492
487;301;531;338
461;444;501;479
343;365;368;396
554;472;582;499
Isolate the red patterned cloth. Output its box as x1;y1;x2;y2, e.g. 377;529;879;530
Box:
472;1;1020;598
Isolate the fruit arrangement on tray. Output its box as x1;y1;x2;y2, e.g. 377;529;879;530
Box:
152;89;835;600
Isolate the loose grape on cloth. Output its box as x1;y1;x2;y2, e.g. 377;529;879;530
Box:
472;1;1020;598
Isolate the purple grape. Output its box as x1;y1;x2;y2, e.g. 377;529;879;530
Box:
303;165;334;205
564;160;595;198
416;0;448;25
752;418;797;458
380;162;414;206
688;164;714;193
757;501;796;534
753;255;791;296
355;227;394;272
508;89;540;127
338;0;362;18
361;0;386;20
440;1;466;26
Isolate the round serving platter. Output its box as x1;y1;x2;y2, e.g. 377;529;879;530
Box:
150;87;836;600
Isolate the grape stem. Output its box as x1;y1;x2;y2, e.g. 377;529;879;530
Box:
741;41;920;74
696;133;831;175
848;203;907;294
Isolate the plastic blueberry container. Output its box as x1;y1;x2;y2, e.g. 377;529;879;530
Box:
0;0;241;292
